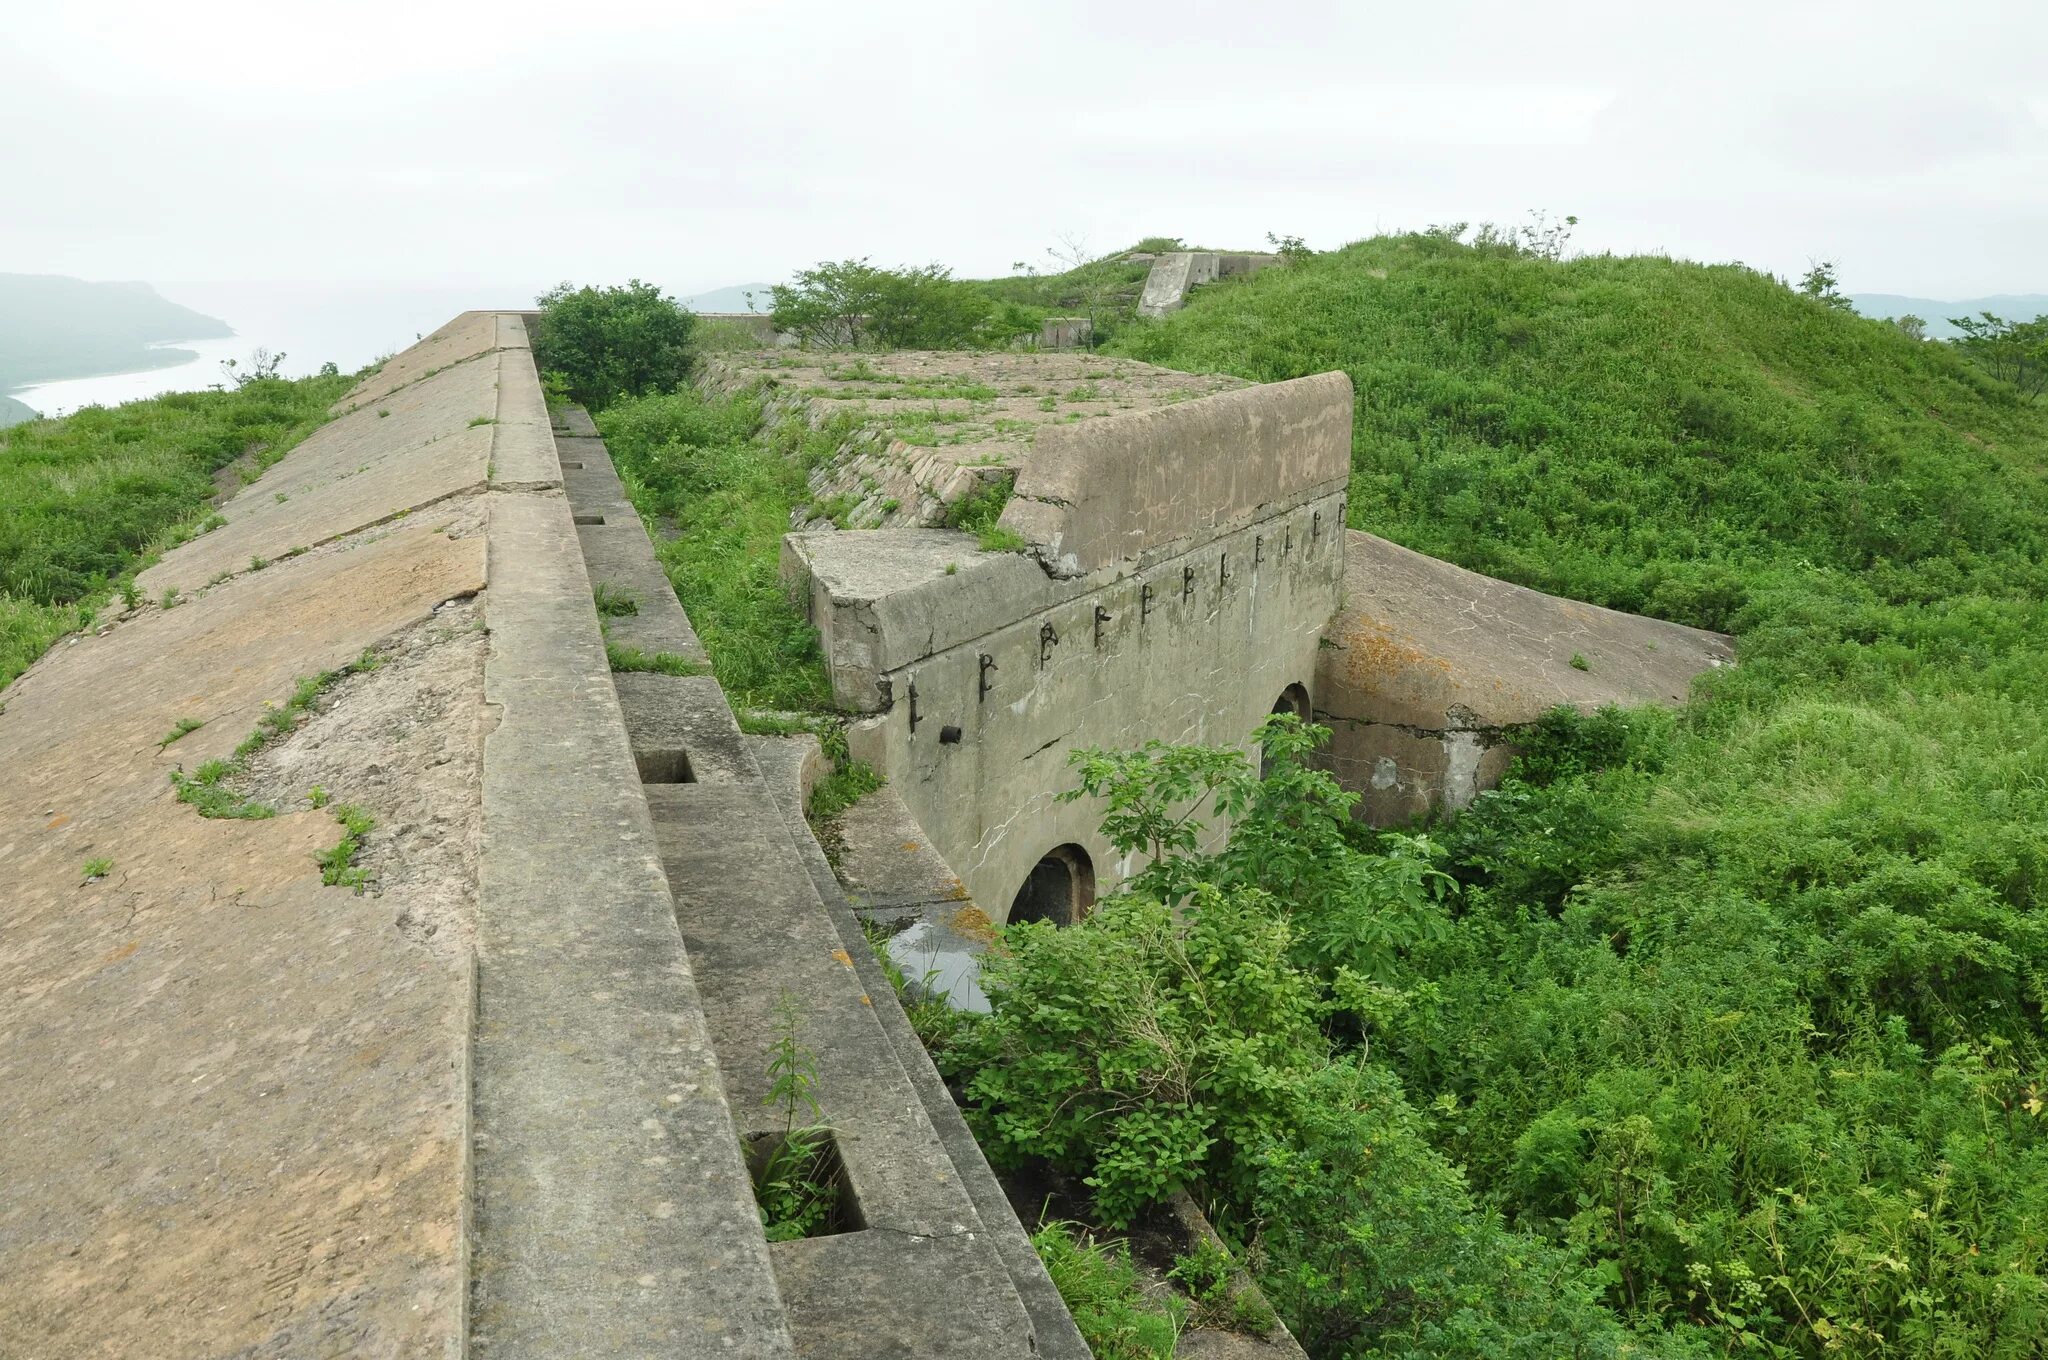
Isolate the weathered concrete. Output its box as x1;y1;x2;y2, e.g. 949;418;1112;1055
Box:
703;348;1244;532
998;372;1353;578
0;499;484;1354
1318;530;1735;822
787;493;1346;920
469;487;795;1359
1136;251;1283;317
751;744;1090;1360
1039;316;1093;349
557;410;1073;1356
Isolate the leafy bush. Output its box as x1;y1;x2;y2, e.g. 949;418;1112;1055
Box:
951;719;1694;1356
533;279;696;411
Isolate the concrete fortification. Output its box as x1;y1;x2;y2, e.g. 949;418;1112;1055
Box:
0;307;1731;1356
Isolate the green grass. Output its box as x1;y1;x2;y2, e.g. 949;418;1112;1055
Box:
1031;1221;1183;1360
595;388;836;710
157;716;204;749
316;804;374;892
0;371;352;688
169;649;379;820
604;641;707;675
81;857;113;881
1104;233;2048;1355
593;582;640;616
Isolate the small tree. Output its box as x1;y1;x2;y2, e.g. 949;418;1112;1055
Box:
1798;259;1853;311
532;279;696;411
1893;314;1928;341
1949;312;2048;399
218;348;286;388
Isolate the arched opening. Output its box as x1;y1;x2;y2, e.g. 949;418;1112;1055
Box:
1264;682;1313;776
1007;844;1096;927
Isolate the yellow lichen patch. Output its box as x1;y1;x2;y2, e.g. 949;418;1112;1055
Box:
948;905;998;943
830;949;854;969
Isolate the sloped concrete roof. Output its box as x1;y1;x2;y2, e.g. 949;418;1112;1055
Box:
1323;530;1735;732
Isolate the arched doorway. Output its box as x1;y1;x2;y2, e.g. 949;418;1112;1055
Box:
1007;844;1096;927
1264;683;1312;776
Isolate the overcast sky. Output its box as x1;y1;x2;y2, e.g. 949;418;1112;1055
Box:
8;1;2046;301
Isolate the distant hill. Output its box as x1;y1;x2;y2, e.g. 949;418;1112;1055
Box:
1850;292;2048;339
681;283;779;314
0;275;233;391
0;394;38;428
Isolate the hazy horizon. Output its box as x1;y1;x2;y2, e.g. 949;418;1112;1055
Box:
8;2;2047;301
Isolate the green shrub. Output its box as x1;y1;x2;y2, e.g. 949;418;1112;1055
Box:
532;279;696;411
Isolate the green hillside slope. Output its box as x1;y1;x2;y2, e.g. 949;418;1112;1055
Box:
1104;237;2048;1355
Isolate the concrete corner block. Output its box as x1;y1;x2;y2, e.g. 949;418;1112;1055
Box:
1005;370;1354;575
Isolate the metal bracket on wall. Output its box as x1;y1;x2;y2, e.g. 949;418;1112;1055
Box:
875;676;894;711
978;652;997;701
1285;525;1293;556
907;676;921;732
1093;604;1111;647
1219;552;1229;587
1141;583;1154;621
1312;509;1321;541
1039;622;1060;666
1182;565;1195;599
1254;534;1264;566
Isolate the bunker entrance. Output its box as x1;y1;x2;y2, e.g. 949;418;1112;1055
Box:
1264;683;1312;776
1007;844;1095;927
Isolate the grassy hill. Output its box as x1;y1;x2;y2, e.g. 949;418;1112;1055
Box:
1093;237;2048;1355
0;274;232;391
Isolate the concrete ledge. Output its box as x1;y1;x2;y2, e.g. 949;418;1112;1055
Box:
470;418;792;1350
999;372;1354;577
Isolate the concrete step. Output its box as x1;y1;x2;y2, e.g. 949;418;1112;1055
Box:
750;736;1093;1360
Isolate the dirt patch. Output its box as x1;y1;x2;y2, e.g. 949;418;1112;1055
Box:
234;594;490;955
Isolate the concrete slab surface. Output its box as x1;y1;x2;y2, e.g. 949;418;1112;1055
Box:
0;525;485;1358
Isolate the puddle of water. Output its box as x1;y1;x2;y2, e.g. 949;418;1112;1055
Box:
885;920;990;1013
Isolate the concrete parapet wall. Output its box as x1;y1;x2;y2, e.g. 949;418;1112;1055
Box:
999;370;1354;578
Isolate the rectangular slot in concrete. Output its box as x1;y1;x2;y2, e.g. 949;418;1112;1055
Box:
744;1129;864;1239
561;461;585;470
573;513;605;526
635;749;696;785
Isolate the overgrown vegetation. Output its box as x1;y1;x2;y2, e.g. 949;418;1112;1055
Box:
0;369;351;688
593;385;835;710
937;234;2048;1356
1031;1221;1184;1359
603;641;706;675
940;472;1023;551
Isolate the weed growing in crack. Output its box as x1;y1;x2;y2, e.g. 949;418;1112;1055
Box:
593;582;639;617
604;641;704;675
81;857;114;881
157;716;205;750
317;804;375;893
753;994;841;1242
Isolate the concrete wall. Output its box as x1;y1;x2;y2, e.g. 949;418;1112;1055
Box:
1136;250;1283;317
999;371;1353;578
1317;530;1736;823
788;375;1353;920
